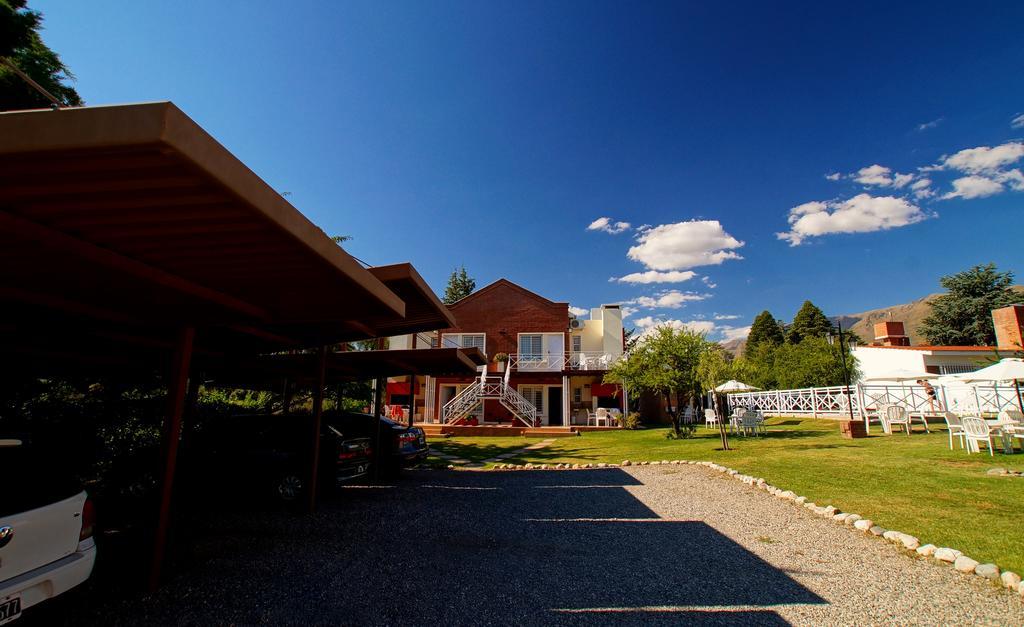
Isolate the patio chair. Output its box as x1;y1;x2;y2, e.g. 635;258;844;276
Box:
595;407;609;427
574;353;589;369
740;412;761;437
682;406;694;425
998;409;1024;425
750;409;767;435
942;411;966;450
728;407;746;434
608;408;622;427
962;417;996;456
884;405;911;436
704;408;719;429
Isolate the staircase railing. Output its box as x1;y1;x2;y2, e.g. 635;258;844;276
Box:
440;375;539;427
441;383;483;424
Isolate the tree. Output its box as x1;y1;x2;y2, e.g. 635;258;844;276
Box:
331;235;351;245
442;266;476;304
786;300;834;344
1;1;82;110
604;325;712;437
920;263;1017;346
745;310;785;357
623;327;640;352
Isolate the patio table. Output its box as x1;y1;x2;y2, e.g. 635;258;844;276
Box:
982;419;1018;454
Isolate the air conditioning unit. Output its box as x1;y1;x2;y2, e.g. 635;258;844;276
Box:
569;319;584;330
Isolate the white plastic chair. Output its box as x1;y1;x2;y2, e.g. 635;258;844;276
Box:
962;417;995;456
740;412;761;437
942;411;966;450
704;408;718;429
998;409;1024;424
595;407;609;427
884;405;911;436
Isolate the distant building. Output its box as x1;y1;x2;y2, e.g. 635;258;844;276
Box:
852;311;1017;381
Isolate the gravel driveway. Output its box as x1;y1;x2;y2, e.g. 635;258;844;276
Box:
46;465;1024;625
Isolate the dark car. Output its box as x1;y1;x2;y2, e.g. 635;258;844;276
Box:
186;415;372;504
325;412;428;473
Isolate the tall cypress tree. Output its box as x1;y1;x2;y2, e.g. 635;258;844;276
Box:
745;310;784;357
787;300;834;344
442;266;476;304
1;1;83;110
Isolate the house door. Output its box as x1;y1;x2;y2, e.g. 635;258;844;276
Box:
547;387;563;426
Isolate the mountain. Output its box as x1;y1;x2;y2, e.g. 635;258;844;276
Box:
720;285;1023;355
838;285;1024;345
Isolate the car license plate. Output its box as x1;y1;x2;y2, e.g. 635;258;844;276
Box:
0;595;21;625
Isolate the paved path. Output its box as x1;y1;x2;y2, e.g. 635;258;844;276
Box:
51;466;1024;625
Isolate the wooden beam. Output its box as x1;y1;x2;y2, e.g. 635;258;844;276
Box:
149;326;195;592
307;346;328;514
0;210;270;321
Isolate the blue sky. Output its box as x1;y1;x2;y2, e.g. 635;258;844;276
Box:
32;1;1024;342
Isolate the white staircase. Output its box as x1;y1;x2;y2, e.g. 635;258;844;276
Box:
442;370;538;427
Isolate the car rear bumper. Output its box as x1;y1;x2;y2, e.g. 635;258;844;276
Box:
336;462;371;483
0;538;96;611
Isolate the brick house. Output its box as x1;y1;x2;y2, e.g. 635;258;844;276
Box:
385;279;627;427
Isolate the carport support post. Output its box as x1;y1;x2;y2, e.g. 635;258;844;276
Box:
373;376;385;480
149;326;195;592
408;374;416;427
307;346;328;514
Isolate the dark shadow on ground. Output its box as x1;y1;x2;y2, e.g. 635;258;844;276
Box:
42;468;825;626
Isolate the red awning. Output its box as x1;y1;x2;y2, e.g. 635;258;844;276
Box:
591;383;620;396
387;381;410;395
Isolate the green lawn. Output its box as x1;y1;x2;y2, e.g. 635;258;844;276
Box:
427;436;532;463
430;419;1024;575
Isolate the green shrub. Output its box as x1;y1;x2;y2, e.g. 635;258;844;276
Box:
622;411;642;430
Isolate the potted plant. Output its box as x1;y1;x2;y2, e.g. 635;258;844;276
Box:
494;352;509;372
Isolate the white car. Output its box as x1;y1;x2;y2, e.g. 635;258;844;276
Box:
0;438;96;624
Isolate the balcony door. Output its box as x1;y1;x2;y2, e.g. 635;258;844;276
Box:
518;333;564;371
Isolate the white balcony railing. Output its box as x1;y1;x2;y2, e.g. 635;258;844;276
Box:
506;351;623;373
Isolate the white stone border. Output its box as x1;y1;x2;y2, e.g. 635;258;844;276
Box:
465;458;1024;600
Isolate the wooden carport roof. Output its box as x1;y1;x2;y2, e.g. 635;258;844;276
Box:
0;102;447;352
205;348;486;387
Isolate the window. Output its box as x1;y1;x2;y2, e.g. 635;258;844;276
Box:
442;333;485;352
519;334;543;359
939;364;978;375
573;387;582;403
519;386;544;413
572;335;582;353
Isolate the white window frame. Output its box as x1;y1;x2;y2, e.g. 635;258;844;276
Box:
442;332;486;354
572;335;582;353
517;332;565;371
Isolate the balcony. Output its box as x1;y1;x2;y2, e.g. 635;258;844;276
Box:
506;351;623;373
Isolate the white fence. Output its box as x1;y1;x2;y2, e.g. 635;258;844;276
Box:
727;383;1023;419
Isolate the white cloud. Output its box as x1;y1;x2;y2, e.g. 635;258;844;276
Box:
612;270;697;284
824;172;842;181
892;173;914;189
568;306;588;317
1013;114;1024;129
852;164;915;188
620;306;639;319
624;290;708;310
587;217;631;234
701;276;717;289
777;193;930;246
853;164;894;186
911;177;934;199
997;168;1024;191
714;314;741;320
720;325;752;342
937;142;1024;174
941;175;1004;200
917;118;943;132
626;220;744;271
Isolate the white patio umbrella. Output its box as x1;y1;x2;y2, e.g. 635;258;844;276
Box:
957;358;1024;413
714;380;760;393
